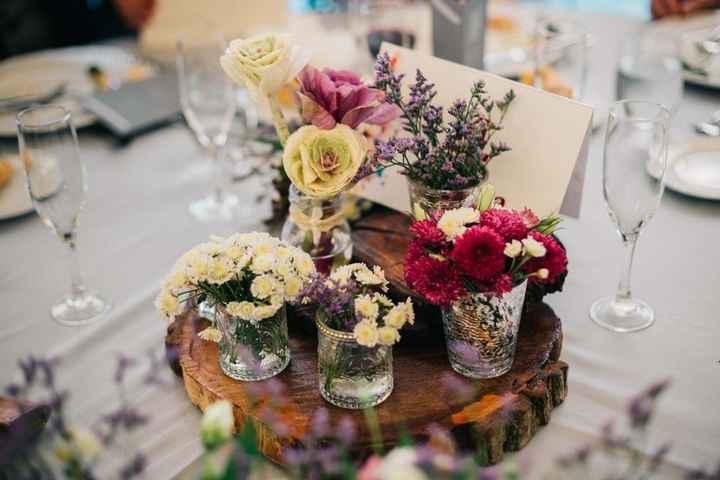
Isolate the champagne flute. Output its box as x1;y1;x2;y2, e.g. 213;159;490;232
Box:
590;100;670;332
177;38;238;222
17;105;111;326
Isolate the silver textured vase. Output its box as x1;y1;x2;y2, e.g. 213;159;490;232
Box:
442;280;527;379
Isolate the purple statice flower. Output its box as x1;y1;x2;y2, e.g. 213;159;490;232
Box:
628;379;670;430
371;52;516;190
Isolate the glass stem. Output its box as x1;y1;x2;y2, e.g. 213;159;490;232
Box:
64;232;86;299
615;236;638;304
209;143;224;203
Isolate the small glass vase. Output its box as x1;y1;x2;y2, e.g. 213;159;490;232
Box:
215;305;290;381
442;280;527;379
316;313;393;409
281;185;352;275
407;177;484;219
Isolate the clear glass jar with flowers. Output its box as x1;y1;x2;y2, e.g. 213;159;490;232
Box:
155;232;316;381
299;263;414;409
220;37;399;273
370;53;516;219
405;185;568;379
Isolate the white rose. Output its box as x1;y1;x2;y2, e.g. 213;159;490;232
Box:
220;34;311;101
522;237;547;258
377;326;400;346
354;294;379;322
437;207;480;240
226;301;255;320
201;400;234;448
353;320;379;347
250;274;277;299
504;239;523;258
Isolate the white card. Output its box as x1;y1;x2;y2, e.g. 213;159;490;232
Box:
354;44;593;217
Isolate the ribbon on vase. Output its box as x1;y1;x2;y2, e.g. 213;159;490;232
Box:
288;205;345;246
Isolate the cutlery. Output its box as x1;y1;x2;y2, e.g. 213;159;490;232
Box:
0;82;67;113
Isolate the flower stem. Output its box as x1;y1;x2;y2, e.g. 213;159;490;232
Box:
268;95;289;147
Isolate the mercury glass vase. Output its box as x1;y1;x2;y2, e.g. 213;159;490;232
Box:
215;305;290;381
442;280;527;379
281;185;352;275
407;177;485;219
316;314;393;409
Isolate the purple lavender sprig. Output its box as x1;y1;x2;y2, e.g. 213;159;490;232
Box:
371;53;516;190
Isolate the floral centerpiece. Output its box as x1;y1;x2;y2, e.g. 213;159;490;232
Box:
370;52;516;218
404;185;567;379
299;263;414;409
155;232;315;381
220;35;399;274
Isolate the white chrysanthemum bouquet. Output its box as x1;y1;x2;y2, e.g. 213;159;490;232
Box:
155;232;315;340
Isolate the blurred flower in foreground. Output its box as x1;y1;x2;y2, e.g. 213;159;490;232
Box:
201;400;235;450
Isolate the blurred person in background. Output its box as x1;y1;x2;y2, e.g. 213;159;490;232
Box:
652;0;720;17
0;0;156;60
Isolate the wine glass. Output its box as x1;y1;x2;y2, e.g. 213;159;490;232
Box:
590;100;670;333
177;38;238;222
17;105;111;326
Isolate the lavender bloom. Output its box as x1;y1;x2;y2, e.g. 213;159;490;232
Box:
372;53;515;190
628;379;670;429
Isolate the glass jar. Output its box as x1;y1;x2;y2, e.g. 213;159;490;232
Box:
281;185;352;275
442;280;527;379
215;304;290;381
316;313;393;409
407;177;485;219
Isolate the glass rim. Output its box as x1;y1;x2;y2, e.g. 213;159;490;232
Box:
608;99;672;122
316;316;358;343
16;104;72;131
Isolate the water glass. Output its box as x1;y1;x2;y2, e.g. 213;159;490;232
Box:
17;105;110;326
177;38;238;222
590;100;670;332
533;18;588;100
617;33;683;114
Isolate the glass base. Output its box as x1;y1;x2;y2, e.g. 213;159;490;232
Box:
319;375;393;410
189;193;240;222
590;296;655;332
51;292;111;326
219;351;290;382
447;355;513;380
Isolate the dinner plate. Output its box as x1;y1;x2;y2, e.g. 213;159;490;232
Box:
0;45;143;137
649;11;720;89
0;154;62;221
646;137;720;200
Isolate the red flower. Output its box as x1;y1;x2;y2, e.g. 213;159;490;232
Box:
473;273;514;295
516;208;540;229
450;226;506;283
479;208;528;242
404;254;466;307
404;240;426;269
523;231;568;284
410;219;447;249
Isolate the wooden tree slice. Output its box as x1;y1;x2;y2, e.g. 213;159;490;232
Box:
164;208;569;464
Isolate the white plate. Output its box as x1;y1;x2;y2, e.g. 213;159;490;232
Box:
649;12;720;89
646;137;720;200
0;45;141;137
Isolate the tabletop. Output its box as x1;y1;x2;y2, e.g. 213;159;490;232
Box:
1;11;719;480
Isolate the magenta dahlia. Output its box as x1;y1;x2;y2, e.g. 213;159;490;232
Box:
449;226;506;283
523;231;568;284
404;255;466;307
410;219;447;249
479;208;529;242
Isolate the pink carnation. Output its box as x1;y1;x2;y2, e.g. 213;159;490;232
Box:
297;66;400;130
450;226;506;283
523;231;568;284
479;208;529;242
410;219;447;249
516;207;540;229
405;254;466;307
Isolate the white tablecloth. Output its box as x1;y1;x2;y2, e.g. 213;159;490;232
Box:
1;12;719;480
